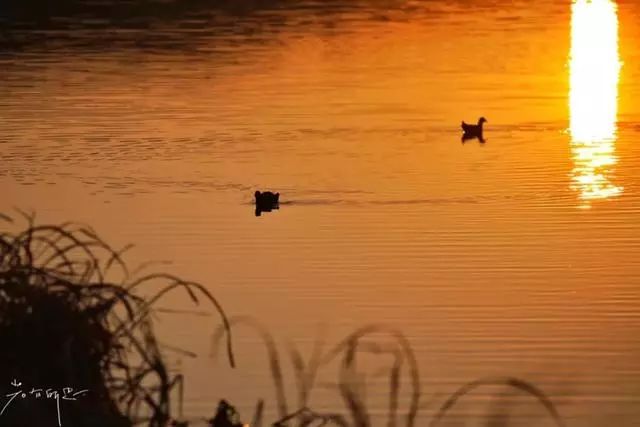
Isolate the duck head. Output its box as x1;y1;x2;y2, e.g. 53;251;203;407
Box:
478;117;487;126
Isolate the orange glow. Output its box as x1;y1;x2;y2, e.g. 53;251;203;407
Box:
569;0;622;207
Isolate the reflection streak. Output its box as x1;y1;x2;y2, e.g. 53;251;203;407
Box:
569;0;622;207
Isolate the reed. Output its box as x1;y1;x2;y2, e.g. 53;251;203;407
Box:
0;212;566;427
0;212;235;426
213;320;566;427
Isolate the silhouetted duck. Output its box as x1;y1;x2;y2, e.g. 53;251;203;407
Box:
461;117;487;142
254;191;280;216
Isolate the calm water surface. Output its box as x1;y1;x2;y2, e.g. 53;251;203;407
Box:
2;0;640;425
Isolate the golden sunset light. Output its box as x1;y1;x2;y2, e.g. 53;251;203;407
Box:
2;0;640;425
569;0;622;206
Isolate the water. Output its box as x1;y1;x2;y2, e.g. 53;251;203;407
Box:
2;0;640;425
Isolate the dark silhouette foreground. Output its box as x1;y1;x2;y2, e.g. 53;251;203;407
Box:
0;213;234;427
0;213;566;427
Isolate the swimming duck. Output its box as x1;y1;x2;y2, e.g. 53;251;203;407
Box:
254;191;280;216
461;117;487;142
255;191;279;205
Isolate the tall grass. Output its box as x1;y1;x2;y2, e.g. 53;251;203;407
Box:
0;213;566;427
0;212;235;426
212;320;566;427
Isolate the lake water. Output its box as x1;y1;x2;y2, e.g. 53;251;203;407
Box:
2;0;640;425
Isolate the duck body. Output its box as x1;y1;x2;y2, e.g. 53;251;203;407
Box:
461;117;487;142
254;191;280;216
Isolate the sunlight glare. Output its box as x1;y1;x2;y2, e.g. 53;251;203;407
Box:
569;0;622;207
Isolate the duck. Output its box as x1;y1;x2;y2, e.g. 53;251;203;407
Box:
461;117;487;142
255;191;279;206
254;191;280;216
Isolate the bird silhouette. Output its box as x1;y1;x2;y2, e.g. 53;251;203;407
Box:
461;117;487;143
254;191;280;216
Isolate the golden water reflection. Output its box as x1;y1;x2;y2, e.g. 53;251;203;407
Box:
569;0;622;207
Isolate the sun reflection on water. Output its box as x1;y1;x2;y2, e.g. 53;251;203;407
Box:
569;0;622;208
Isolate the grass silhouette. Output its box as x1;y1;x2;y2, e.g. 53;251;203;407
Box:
212;320;566;427
0;212;235;426
0;212;565;427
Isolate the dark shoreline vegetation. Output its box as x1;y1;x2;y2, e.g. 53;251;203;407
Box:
0;212;567;427
0;0;382;28
0;0;378;55
0;0;507;54
0;0;417;57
